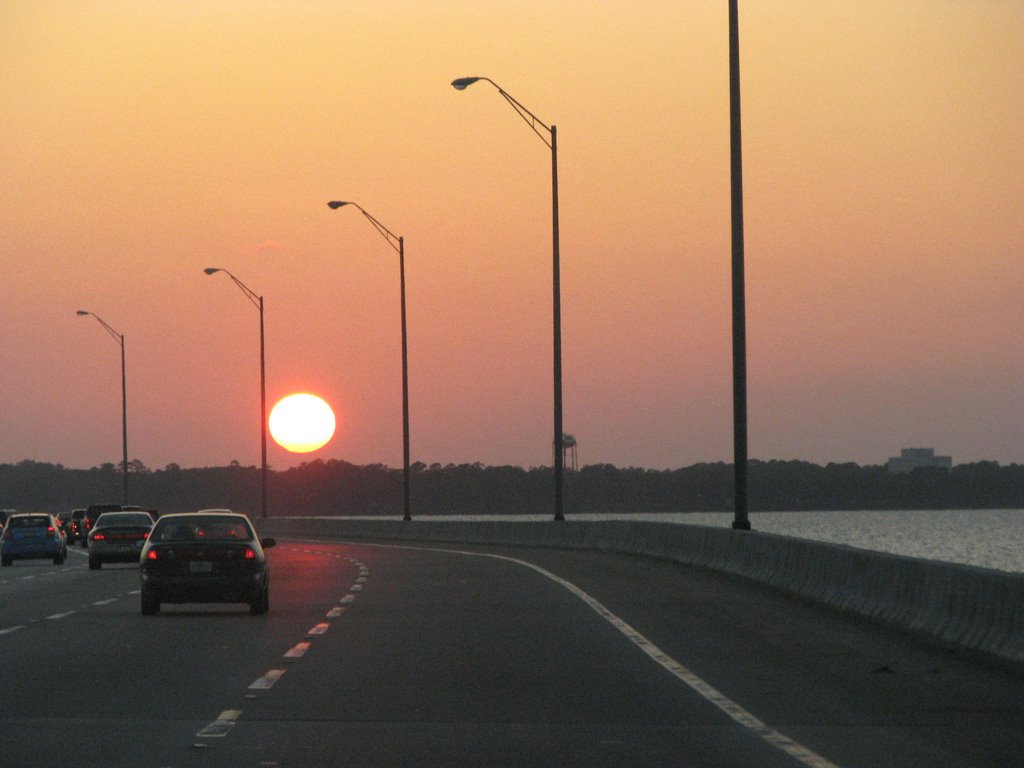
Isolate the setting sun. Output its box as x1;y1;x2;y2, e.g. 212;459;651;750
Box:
269;393;336;453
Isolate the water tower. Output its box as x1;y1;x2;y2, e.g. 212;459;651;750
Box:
561;433;578;472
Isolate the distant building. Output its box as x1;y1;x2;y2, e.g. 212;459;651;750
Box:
886;447;952;474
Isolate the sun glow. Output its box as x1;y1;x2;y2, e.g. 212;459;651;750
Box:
268;393;336;453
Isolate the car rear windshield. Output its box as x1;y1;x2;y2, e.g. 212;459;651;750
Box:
154;516;254;542
95;512;153;528
10;516;51;528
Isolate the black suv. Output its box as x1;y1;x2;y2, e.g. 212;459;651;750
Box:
80;504;122;547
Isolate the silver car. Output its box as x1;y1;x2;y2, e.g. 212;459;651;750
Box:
87;511;154;569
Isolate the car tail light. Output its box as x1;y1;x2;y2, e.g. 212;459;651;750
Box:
93;532;106;541
146;549;158;560
244;547;256;560
47;526;56;538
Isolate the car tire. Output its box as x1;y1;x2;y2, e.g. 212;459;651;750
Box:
1;556;10;567
250;585;269;615
88;557;100;570
80;540;87;548
141;590;159;616
54;552;65;565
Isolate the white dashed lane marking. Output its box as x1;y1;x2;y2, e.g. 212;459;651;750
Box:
194;547;368;749
284;641;311;660
196;709;242;738
249;669;286;690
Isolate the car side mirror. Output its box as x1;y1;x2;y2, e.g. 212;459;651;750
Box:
261;537;276;549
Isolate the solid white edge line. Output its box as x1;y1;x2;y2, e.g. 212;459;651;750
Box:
320;537;842;768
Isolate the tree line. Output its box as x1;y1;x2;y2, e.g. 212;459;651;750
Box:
2;458;1023;516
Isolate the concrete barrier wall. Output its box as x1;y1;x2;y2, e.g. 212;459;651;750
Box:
260;517;1024;665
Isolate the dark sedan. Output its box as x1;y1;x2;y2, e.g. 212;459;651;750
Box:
139;511;275;615
80;503;122;547
88;511;154;569
67;508;87;544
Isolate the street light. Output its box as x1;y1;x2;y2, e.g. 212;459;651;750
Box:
728;0;751;531
204;267;268;519
327;200;412;522
451;75;566;522
76;310;128;504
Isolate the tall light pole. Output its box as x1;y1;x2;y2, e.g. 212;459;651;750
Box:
204;268;268;519
327;200;412;522
729;0;751;530
451;75;566;522
76;310;128;504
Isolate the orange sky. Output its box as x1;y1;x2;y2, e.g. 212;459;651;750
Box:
1;1;1022;472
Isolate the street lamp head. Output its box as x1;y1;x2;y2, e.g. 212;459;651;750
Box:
203;267;221;275
327;200;349;210
451;77;481;91
76;310;89;317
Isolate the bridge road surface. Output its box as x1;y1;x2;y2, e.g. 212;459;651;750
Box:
0;538;1020;768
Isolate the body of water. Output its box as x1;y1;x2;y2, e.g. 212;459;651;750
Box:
404;509;1024;575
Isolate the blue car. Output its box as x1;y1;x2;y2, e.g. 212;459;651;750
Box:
1;513;67;566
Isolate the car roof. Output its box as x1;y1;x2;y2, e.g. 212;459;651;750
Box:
158;510;248;519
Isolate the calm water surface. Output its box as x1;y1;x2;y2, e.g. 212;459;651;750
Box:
412;509;1024;575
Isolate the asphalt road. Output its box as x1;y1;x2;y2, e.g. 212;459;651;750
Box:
0;538;1020;767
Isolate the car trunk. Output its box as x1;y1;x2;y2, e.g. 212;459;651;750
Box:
152;543;256;576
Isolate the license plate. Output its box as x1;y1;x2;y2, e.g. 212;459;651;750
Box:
189;561;213;573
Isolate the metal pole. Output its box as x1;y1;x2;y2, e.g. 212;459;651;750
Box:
551;125;565;522
202;268;268;519
450;78;566;521
729;0;751;530
326;202;412;520
259;296;268;518
120;335;128;505
399;237;411;521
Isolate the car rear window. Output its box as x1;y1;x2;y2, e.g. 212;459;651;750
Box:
11;516;50;528
154;516;254;542
95;512;153;528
